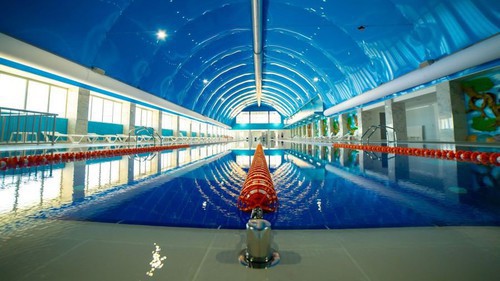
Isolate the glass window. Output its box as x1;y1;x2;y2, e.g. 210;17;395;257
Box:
26;80;49;112
200;123;207;136
236;112;249;124
89;95;122;123
250;111;268;124
90;96;104;122
102;99;114;123
0;73;26;109
179;117;190;132
0;73;68;117
135;107;153;127
192;121;199;134
269;111;281;123
162;113;174;129
49;86;67;117
113;101;122;124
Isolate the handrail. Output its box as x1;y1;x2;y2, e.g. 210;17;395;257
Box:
0;106;57;145
361;125;397;144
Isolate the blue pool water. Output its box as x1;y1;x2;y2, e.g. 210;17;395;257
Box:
1;143;500;230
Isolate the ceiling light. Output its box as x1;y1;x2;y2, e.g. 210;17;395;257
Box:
313;77;319;82
156;29;167;41
203;79;208;84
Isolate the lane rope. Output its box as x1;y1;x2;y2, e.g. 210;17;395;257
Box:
332;143;499;166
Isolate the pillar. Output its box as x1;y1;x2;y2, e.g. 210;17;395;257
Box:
360;109;381;142
436;81;467;142
68;88;90;135
122;102;132;135
339;113;349;137
385;99;407;142
156;111;163;137
174;115;180;137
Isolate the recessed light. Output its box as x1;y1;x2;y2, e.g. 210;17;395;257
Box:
313;77;319;82
156;29;167;41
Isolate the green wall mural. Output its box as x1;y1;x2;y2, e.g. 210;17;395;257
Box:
346;112;358;135
331;116;340;135
462;69;500;142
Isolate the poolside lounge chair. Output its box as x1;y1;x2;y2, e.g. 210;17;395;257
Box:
43;131;88;143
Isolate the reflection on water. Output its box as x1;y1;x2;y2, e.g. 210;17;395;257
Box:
1;142;499;231
0;143;237;233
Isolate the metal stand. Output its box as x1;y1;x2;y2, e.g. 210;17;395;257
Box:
239;208;280;268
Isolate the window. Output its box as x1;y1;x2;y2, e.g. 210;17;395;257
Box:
250;111;268;124
236;112;249;124
0;73;26;109
89;95;122;123
26;81;49;112
200;122;207;136
162;113;174;129
192;121;199;135
135;106;153;127
236;111;281;124
0;72;68;117
179;117;190;132
269;111;281;123
49;86;68;117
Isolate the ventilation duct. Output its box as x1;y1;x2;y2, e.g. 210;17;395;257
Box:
251;0;263;106
324;34;500;116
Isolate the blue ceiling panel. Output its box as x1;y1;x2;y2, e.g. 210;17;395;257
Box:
0;0;498;125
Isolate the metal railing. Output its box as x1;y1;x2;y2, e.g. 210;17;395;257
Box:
361;125;398;144
0;107;57;145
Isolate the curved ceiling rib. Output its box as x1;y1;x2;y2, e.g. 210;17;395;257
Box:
0;0;497;126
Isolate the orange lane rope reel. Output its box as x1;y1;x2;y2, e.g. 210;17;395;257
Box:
238;144;278;212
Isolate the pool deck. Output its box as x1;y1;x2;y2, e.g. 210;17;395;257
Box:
1;221;499;281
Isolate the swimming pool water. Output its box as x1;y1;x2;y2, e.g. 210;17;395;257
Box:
1;143;499;230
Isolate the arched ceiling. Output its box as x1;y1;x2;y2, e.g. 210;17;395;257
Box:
0;0;498;125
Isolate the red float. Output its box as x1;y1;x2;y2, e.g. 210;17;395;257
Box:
332;144;497;166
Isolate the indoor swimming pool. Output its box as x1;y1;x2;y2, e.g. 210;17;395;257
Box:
1;142;500;281
1;142;499;233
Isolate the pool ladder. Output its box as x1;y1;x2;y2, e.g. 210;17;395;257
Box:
361;125;398;145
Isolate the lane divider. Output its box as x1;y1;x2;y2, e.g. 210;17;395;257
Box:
333;143;499;166
0;144;190;171
238;144;278;212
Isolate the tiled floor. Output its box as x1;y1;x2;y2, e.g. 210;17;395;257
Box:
1;220;499;281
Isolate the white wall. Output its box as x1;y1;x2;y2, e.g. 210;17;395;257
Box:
406;104;438;140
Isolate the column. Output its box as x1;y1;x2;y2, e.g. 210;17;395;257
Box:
122;102;132;135
319;119;326;137
385;99;407;142
68;88;90;135
436;81;467;142
339;113;348;137
156;111;163;137
360;109;380;142
174;115;180;137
